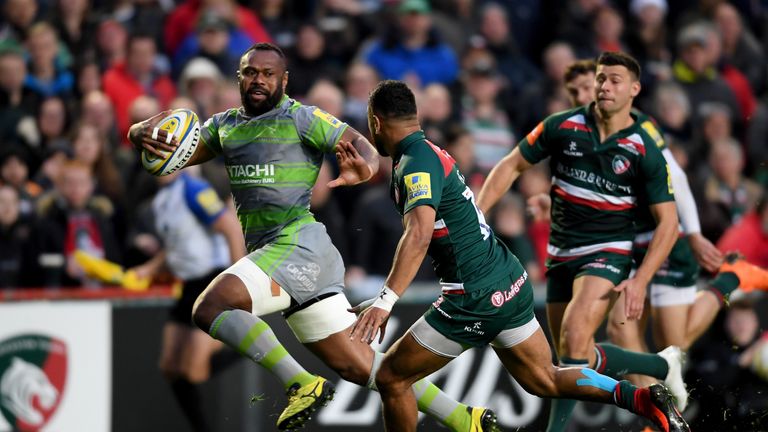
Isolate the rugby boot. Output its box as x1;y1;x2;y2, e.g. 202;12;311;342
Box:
467;406;500;432
719;253;768;292
657;345;688;412
276;376;335;431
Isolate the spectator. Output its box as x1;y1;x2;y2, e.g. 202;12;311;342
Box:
686;300;768;431
514;41;575;134
460;53;515;174
673;22;741;130
476;2;540;99
626;0;672;88
286;22;344;99
96;19;128;70
256;0;297;49
178;57;223;120
362;0;459;87
443;126;482;194
70;122;124;206
75;60;101;98
342;62;379;133
23;22;74;99
700;137;763;240
589;6;626;57
0;0;40;42
102;33;176;147
36;96;71;154
717;192;768;268
163;0;272;57
419;83;453;145
0;185;36;288
32;142;71;192
489;192;542;283
0;147;43;217
688;101;733;174
651;81;692;153
313;0;378;66
714;2;766;97
0;44;39;115
33;161;121;287
553;0;605;58
48;0;98;65
173;11;253;79
305;79;345;119
81;90;119;151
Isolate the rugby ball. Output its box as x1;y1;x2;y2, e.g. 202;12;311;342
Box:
141;108;201;176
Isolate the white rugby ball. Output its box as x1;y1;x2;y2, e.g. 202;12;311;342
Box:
141;108;201;176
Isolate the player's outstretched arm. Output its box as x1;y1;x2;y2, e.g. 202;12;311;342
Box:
328;128;379;188
349;205;435;344
127;111;217;167
477;147;532;214
614;201;678;320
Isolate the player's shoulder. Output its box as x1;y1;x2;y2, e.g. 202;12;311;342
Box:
542;105;592;133
631;110;666;150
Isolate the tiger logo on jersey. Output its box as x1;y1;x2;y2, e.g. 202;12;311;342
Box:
404;172;432;205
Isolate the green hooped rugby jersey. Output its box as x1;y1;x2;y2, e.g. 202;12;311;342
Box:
519;104;674;262
200;95;347;251
391;131;520;292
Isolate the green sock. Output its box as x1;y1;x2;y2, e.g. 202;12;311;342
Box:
413;380;469;431
546;357;587;432
595;343;668;380
210;309;315;390
709;272;740;305
613;380;639;411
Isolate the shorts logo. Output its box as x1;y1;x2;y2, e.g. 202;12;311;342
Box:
404;172;431;205
612;155;631;175
432;295;452;319
582;261;621;274
286;263;321;291
464;321;485;336
490;271;528;308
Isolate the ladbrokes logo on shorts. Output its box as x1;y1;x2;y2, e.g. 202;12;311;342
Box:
0;335;67;432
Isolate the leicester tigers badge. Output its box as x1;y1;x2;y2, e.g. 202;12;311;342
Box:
0;334;67;431
612;155;631;175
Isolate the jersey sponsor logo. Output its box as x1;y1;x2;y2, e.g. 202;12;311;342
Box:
227;164;276;184
404;172;432;205
526;122;544;145
196;188;224;216
490;271;528;308
640;120;665;149
312;108;342;129
556;163;632;194
612;155;631;174
616;134;645;156
563;141;584;157
558;114;592;132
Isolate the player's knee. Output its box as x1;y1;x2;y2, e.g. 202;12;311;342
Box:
192;274;250;331
325;356;369;385
560;327;592;357
373;364;408;395
606;320;630;345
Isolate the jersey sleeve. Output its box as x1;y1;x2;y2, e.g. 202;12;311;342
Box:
183;176;226;226
294;105;349;153
638;141;675;205
400;151;445;214
639;118;667;151
517;115;554;164
199;113;223;155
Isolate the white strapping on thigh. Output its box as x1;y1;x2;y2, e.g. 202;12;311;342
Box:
223;256;291;316
285;294;356;343
649;284;697;307
491;316;541;349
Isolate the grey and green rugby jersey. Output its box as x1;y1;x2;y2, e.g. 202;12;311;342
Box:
200;95;348;250
519;103;674;261
391;131;521;292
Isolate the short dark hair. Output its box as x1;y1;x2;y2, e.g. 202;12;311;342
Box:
596;51;641;81
368;80;417;119
243;42;286;61
564;60;596;83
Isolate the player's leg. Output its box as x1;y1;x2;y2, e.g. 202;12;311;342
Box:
607;293;656;386
492;324;689;432
650;284;695;350
289;294;497;432
192;257;331;430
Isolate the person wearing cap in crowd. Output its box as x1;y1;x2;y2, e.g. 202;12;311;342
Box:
179;57;223;120
173;11;256;79
362;0;459;87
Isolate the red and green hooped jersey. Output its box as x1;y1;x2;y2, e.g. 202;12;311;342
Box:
390;131;520;292
519;104;674;261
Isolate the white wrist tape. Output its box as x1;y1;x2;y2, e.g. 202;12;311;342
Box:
371;286;399;313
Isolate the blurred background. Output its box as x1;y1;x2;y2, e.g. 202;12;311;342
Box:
1;0;768;430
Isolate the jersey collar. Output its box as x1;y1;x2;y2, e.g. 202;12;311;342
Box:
585;102;641;138
394;130;426;160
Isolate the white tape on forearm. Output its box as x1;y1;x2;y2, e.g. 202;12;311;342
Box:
151;127;159;141
371;286;399;313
